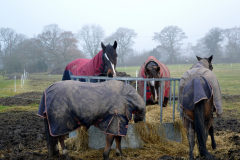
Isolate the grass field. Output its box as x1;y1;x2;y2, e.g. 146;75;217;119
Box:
117;63;240;95
0;63;239;109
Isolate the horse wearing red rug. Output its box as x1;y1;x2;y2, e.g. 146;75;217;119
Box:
62;41;118;81
138;56;170;106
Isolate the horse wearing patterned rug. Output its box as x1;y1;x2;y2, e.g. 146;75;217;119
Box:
179;55;223;160
62;41;118;81
37;80;145;160
138;56;170;106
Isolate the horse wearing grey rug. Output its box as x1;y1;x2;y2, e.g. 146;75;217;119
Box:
37;80;145;160
179;55;222;160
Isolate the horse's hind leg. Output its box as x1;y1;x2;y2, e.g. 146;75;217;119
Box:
115;136;126;157
59;135;68;155
209;125;216;149
187;122;195;160
44;119;59;156
103;134;114;160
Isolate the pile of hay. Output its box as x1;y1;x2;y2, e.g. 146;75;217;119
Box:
63;104;240;159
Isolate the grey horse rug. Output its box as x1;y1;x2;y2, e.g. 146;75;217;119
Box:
179;60;223;116
37;80;146;136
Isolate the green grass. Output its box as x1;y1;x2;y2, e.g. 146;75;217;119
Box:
0;63;239;111
117;63;240;95
0;103;39;113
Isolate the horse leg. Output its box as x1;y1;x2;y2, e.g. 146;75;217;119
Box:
209;125;216;149
103;134;114;160
163;97;169;107
59;135;68;155
187;122;195;160
44;119;59;156
204;97;216;149
114;136;126;157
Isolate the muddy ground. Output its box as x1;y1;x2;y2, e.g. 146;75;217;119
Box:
0;92;240;160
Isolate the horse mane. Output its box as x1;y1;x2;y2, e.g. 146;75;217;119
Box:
191;59;209;69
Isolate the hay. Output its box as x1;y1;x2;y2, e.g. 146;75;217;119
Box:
65;126;89;151
64;104;240;159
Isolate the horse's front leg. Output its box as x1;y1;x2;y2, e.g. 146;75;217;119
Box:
115;136;126;157
103;134;114;160
187;122;195;160
58;135;68;155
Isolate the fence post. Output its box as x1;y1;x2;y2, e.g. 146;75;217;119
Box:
14;76;16;92
136;70;138;91
172;81;176;122
160;81;164;123
21;75;23;88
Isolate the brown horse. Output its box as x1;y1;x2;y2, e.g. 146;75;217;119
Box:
38;80;146;160
138;56;170;106
180;55;223;159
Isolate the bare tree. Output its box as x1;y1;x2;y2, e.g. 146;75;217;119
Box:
77;24;105;58
37;24;62;69
153;25;187;63
0;28;26;72
223;27;240;62
104;27;137;63
0;28;26;58
57;31;84;68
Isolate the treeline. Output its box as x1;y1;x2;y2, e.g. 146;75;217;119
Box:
0;24;240;73
123;26;240;66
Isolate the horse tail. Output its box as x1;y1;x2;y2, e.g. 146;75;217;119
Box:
194;100;212;159
44;118;59;156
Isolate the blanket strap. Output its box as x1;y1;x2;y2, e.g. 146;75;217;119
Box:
183;112;194;123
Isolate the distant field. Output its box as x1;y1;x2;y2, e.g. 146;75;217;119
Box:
0;63;239;97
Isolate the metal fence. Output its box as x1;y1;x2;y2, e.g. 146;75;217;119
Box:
70;75;181;123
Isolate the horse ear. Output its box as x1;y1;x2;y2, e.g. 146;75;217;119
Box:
156;67;160;73
113;41;117;50
208;55;213;62
101;42;106;50
196;56;202;61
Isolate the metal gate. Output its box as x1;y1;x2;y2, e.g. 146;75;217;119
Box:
70;75;180;123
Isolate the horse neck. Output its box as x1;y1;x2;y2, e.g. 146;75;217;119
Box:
191;60;209;69
88;50;103;68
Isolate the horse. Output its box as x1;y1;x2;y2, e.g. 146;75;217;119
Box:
138;56;170;106
179;55;223;160
37;80;146;160
62;41;118;81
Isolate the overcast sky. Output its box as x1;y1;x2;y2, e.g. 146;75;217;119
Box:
1;0;240;52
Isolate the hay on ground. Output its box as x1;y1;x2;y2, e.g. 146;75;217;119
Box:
64;104;240;159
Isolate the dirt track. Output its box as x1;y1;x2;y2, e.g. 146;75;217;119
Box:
0;92;240;159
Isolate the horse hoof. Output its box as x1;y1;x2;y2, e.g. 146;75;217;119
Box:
103;152;110;160
212;144;217;150
116;152;126;157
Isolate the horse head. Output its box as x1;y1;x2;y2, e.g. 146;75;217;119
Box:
133;113;144;123
145;62;161;104
196;55;213;70
101;41;118;78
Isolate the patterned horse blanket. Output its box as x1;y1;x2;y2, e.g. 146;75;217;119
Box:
138;56;170;101
62;50;105;81
179;60;223;116
37;80;145;136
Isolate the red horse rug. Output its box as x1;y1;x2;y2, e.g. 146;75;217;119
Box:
138;56;170;105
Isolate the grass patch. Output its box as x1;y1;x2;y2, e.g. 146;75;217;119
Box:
0;103;39;113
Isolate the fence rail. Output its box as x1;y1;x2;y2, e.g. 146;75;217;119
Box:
70;75;181;123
